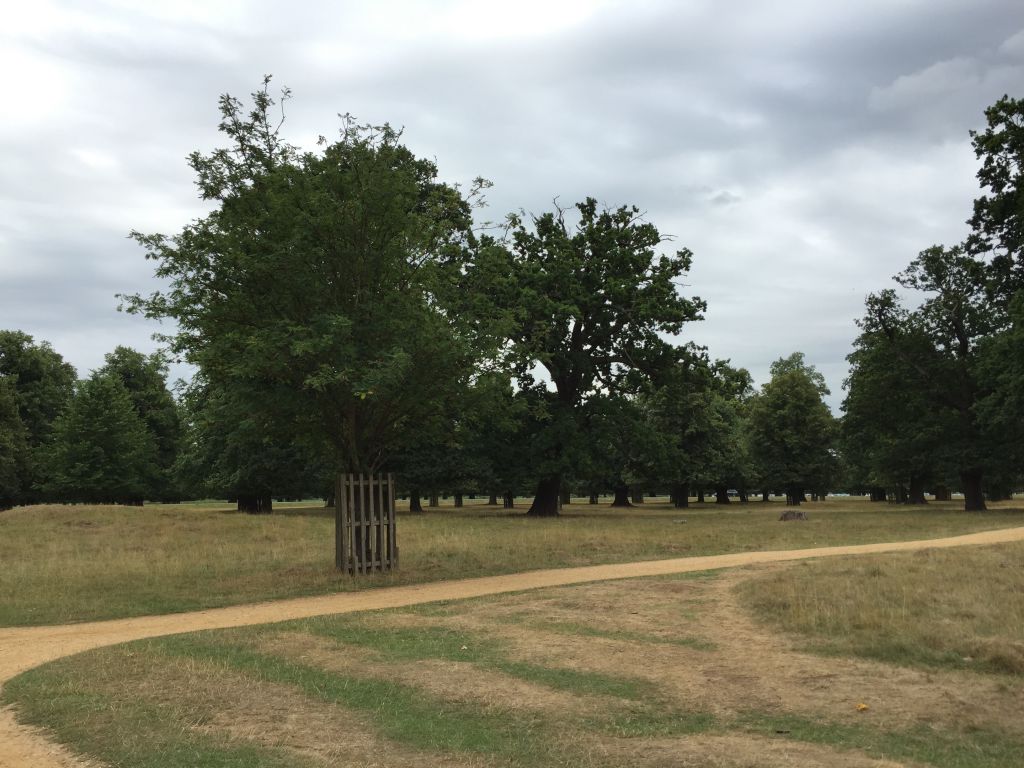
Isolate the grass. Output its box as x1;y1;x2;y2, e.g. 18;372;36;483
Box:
739;712;1024;768
2;495;1022;626
739;540;1024;674
7;552;1024;767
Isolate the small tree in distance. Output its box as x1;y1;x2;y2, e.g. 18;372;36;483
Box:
748;353;835;506
44;373;158;504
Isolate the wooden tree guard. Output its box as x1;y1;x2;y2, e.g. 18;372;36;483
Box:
335;472;398;574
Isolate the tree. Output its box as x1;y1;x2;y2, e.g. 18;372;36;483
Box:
968;95;1024;301
0;330;77;501
843;319;945;503
0;376;29;509
860;246;1004;511
175;375;327;512
748;353;836;505
463;199;704;515
124;79;478;486
645;353;753;507
97;346;182;500
43;373;158;504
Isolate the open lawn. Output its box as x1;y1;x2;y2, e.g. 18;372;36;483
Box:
2;496;1023;626
6;540;1024;768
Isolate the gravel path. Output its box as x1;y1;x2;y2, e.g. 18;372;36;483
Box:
3;525;1024;768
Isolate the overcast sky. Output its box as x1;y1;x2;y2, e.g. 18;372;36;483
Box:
2;1;1022;409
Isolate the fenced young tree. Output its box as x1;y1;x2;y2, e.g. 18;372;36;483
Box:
124;79;478;490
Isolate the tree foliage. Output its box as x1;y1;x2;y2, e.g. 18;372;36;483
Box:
124;78;477;478
463;198;705;514
97;346;182;499
0;376;29;509
43;373;158;504
748;353;835;504
968;95;1024;299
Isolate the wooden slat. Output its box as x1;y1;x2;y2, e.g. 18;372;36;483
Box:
358;472;367;575
376;473;385;572
347;473;356;575
388;472;397;570
334;472;342;570
335;472;399;574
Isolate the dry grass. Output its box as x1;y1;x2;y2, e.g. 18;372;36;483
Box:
1;496;1022;626
739;540;1024;674
8;544;1024;767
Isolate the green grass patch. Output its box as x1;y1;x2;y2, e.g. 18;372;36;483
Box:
741;712;1024;768
599;706;719;737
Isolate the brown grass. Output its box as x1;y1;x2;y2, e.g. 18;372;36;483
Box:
739;541;1024;674
2;496;1022;626
9;543;1024;767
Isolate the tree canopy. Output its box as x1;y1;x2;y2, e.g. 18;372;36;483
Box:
124;79;478;478
462;198;705;514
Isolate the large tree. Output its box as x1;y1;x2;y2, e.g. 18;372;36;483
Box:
124;80;477;484
463;199;704;515
860;247;1002;511
843;319;945;503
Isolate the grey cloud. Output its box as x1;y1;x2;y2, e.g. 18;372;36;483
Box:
2;0;1021;402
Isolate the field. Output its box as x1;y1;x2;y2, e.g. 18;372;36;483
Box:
3;496;1024;768
1;496;1023;626
4;538;1024;768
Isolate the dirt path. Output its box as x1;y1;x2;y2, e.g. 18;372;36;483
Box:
3;525;1024;768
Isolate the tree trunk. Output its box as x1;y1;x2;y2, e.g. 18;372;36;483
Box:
739;488;748;503
238;493;272;514
408;490;424;513
488;494;498;506
527;476;561;516
454;493;463;508
715;486;730;504
588;493;599;505
932;484;950;502
697;489;705;503
610;484;632;507
631;491;644;504
907;475;927;504
869;486;887;502
785;487;803;506
762;490;770;502
960;469;987;511
672;483;689;508
503;492;515;509
560;487;572;506
428;494;439;508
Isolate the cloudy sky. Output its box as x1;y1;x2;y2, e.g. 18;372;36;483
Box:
2;0;1022;409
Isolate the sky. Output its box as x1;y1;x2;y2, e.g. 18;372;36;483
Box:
2;0;1022;410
